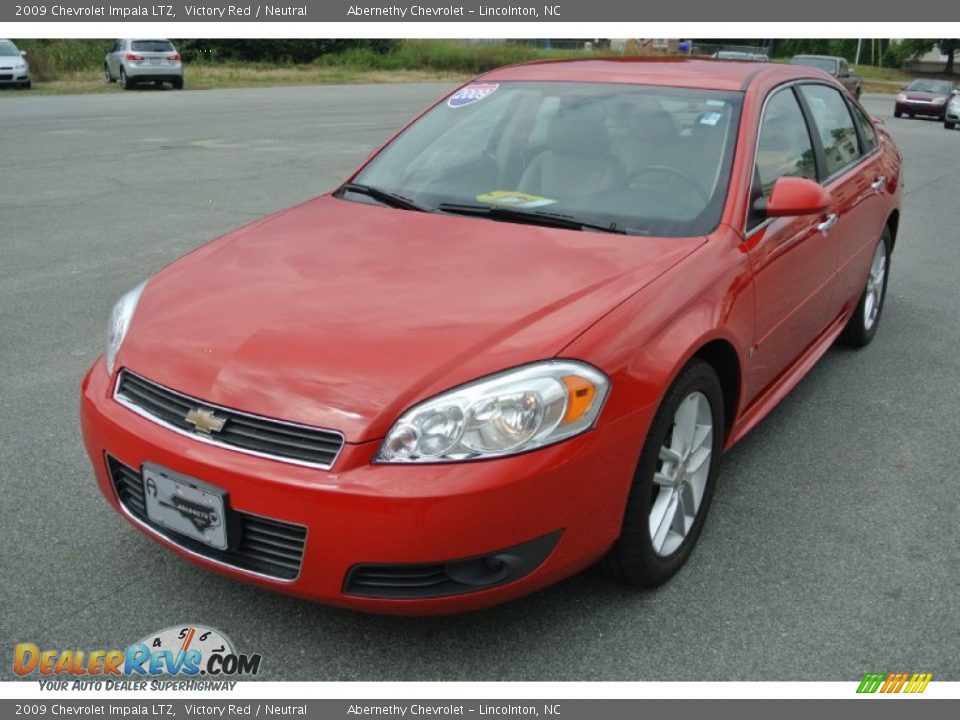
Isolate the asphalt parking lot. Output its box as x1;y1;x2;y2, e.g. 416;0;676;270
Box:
1;85;959;681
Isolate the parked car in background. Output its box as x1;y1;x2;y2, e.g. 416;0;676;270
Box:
895;79;956;120
82;58;902;614
790;55;862;98
105;39;183;90
0;39;30;89
945;93;960;129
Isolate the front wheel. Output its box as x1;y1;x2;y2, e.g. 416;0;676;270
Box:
946;121;957;130
603;359;724;587
105;66;114;84
839;228;891;347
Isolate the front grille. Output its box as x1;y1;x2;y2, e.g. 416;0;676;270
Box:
0;75;12;81
115;370;344;469
107;456;307;580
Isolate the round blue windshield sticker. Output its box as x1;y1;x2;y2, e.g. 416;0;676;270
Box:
447;84;499;108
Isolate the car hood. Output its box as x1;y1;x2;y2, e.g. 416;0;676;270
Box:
120;195;704;442
904;91;946;101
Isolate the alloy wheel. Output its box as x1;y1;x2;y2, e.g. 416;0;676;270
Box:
649;391;714;557
863;240;887;331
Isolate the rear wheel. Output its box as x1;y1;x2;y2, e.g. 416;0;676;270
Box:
894;111;902;118
172;77;184;90
120;68;133;90
603;359;724;587
839;228;891;347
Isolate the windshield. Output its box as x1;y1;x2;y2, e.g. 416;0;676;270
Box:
0;41;20;57
791;57;838;73
131;40;175;53
907;79;953;94
346;82;742;237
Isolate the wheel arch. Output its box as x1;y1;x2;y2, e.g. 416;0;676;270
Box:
690;339;742;442
885;209;900;251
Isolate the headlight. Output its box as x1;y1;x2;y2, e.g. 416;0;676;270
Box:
105;281;147;376
897;93;907;102
375;361;609;463
934;96;947;105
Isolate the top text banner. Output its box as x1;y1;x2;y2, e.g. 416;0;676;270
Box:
2;0;955;23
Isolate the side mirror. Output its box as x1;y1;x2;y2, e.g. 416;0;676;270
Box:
754;177;833;218
20;50;27;57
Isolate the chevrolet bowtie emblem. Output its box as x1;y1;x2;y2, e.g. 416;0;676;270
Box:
185;408;226;435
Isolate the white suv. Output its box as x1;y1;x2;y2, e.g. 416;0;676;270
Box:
105;39;183;90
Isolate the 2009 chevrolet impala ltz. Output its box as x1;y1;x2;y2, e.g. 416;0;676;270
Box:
81;58;902;614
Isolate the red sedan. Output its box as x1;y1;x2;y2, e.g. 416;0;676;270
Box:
81;58;902;614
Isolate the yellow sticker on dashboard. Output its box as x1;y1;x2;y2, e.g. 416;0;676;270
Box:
476;191;558;209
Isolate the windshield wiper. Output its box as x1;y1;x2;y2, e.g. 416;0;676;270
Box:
339;183;431;212
436;203;628;235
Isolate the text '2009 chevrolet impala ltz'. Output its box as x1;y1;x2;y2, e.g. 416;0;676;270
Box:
81;58;902;614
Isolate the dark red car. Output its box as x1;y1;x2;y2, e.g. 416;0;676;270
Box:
81;58;902;614
895;78;956;119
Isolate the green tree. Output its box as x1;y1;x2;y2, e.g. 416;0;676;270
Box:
897;39;959;74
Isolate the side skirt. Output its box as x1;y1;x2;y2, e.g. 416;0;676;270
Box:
724;309;851;450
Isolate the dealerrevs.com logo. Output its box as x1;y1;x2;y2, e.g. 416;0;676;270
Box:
14;625;261;689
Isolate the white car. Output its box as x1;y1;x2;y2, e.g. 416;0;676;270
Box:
105;39;183;90
0;39;30;89
945;94;960;130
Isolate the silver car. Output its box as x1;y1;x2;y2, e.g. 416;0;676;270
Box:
0;39;30;89
945;94;960;130
105;39;183;90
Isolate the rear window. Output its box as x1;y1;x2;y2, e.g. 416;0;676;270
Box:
131;40;175;53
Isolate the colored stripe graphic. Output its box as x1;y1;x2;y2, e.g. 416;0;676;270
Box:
857;672;931;694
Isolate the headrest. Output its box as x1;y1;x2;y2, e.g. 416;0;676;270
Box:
547;104;610;156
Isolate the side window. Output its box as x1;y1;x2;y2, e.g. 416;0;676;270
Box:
839;59;849;77
850;102;878;154
754;88;817;199
799;84;861;177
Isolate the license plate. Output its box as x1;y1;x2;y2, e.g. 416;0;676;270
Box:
143;465;228;550
149;58;164;65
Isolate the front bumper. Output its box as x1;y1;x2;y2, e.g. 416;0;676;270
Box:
81;358;648;614
945;106;960;124
0;70;29;85
895;100;946;118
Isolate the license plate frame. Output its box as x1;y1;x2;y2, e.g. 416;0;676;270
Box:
142;464;232;550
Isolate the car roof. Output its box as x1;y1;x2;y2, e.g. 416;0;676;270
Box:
479;57;825;92
792;55;840;60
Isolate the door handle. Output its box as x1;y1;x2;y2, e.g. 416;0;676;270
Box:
817;214;839;235
871;175;886;191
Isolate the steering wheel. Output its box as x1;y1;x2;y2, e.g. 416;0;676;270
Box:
629;165;709;205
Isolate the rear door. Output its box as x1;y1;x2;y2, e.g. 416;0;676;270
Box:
743;86;836;401
107;40;124;76
796;84;887;320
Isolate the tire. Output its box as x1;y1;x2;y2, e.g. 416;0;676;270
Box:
120;68;133;90
603;359;725;588
172;77;184;90
105;66;115;84
946;121;957;130
894;111;902;118
839;227;892;348
20;80;31;89
855;87;862;100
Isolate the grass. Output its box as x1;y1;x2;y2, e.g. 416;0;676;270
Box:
4;64;473;96
2;39;936;97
